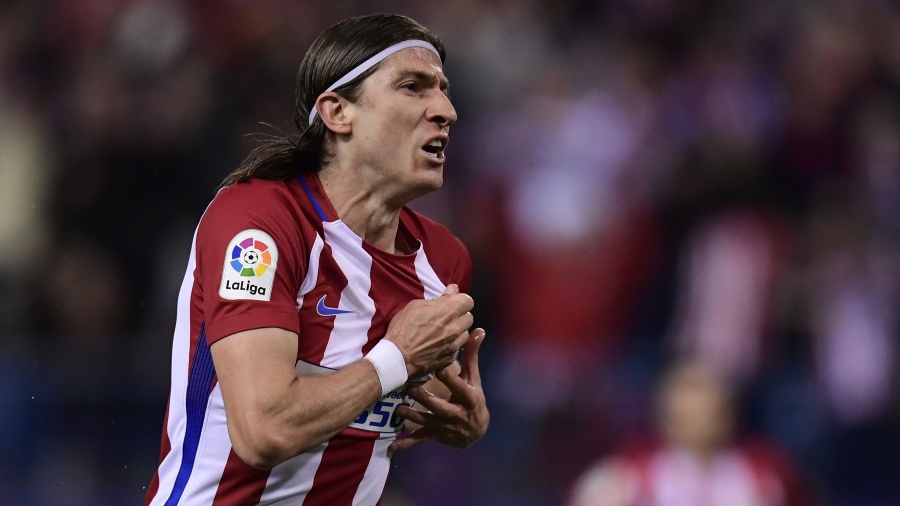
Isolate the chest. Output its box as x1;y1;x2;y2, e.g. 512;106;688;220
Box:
294;223;446;368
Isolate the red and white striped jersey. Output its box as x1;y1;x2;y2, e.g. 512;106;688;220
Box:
145;173;472;506
568;439;813;506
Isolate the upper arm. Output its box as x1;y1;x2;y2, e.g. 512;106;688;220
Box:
210;327;299;462
197;182;307;345
211;327;299;412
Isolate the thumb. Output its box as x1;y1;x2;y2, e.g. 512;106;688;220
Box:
460;328;485;385
442;284;459;295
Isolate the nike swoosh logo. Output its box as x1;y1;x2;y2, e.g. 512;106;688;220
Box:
316;295;356;316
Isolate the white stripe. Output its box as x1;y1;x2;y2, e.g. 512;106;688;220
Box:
258;442;329;505
413;246;447;300
298;235;325;300
351;438;394;505
176;385;233;503
149;226;200;505
320;221;376;368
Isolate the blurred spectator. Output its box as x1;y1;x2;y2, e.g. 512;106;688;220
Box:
471;46;664;410
806;193;897;426
668;209;787;384
568;360;815;506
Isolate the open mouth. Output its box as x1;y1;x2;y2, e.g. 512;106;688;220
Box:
421;138;447;160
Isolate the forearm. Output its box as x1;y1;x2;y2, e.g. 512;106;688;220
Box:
238;359;384;467
212;328;391;469
214;289;474;468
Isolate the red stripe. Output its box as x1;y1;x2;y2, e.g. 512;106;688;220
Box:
211;449;271;506
297;246;348;364
364;253;423;354
340;427;382;440
144;398;172;505
302;436;377;506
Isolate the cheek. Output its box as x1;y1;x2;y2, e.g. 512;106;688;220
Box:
373;119;413;150
357;123;407;164
355;103;419;155
357;118;390;146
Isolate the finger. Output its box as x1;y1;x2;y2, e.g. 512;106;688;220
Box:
459;328;485;385
450;329;470;351
450;293;474;315
394;404;430;426
435;364;464;389
442;284;459;295
434;366;478;407
389;428;434;453
407;386;463;418
435;368;483;417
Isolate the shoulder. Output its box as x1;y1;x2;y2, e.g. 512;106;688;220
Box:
196;178;312;273
402;207;473;291
402;207;469;260
731;438;816;505
199;179;309;237
206;179;296;216
401;207;466;248
734;437;801;477
568;455;643;506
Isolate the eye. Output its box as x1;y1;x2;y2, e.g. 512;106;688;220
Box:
401;82;418;92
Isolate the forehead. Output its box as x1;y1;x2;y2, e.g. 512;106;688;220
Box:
373;46;447;81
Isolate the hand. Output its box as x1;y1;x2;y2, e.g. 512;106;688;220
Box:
389;328;489;453
385;284;474;378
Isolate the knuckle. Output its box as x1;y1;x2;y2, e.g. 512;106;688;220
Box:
460;294;474;311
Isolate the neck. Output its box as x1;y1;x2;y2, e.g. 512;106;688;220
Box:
317;164;405;254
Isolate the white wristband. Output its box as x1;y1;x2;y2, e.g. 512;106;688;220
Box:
364;340;409;396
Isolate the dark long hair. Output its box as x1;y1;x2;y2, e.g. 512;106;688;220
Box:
221;14;446;187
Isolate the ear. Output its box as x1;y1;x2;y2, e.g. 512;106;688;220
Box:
315;92;353;135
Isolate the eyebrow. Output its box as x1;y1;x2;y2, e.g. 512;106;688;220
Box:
396;69;451;95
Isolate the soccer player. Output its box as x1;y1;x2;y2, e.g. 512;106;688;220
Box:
567;360;812;506
145;13;489;505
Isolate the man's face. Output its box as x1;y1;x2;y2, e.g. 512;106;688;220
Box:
344;46;457;204
660;366;733;456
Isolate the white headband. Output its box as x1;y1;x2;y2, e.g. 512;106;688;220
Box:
307;39;441;125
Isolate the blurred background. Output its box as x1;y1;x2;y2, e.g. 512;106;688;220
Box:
1;0;899;504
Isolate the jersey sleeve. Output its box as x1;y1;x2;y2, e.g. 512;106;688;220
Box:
196;181;306;345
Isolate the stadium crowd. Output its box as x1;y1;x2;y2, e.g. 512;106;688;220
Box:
0;0;898;504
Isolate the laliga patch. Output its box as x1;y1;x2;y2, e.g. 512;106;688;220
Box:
219;229;278;301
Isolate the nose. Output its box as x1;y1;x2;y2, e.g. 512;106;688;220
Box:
426;91;457;127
